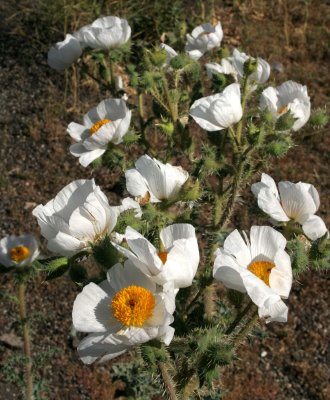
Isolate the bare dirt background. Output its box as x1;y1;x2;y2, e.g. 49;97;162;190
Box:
0;0;329;399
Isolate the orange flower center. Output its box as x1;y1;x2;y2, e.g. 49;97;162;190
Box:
247;260;275;286
158;251;168;264
10;245;30;263
278;105;289;115
111;285;155;327
90;119;111;135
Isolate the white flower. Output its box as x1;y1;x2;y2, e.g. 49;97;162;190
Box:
74;16;131;50
213;226;292;323
68;98;131;167
0;235;39;268
205;59;238;80
251;174;327;240
113;224;200;290
125;155;189;204
190;83;243;131
72;260;175;364
185;22;223;60
48;34;82;71
32;179;118;257
160;43;178;66
260;81;311;131
231;48;270;84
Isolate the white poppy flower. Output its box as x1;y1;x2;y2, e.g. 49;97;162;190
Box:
185;22;223;60
205;59;238;81
160;43;178;66
68;98;132;167
125;155;189;204
231;48;270;84
213;226;292;323
113;224;200;290
0;235;39;268
48;34;82;71
252;174;327;240
260;81;311;131
190;83;243;131
72;260;175;364
32;179;118;257
74;16;131;50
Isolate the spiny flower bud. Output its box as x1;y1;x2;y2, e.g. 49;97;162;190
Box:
150;48;167;67
243;58;258;77
170;53;190;69
265;136;293;156
157;120;174;136
275;111;296;131
180;178;201;201
309;108;329;128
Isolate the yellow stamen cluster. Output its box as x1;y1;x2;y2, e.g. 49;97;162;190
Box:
89;119;111;135
111;285;155;327
10;245;30;263
248;260;275;286
158;251;168;264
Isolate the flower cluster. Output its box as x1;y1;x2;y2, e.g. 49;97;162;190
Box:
2;12;329;399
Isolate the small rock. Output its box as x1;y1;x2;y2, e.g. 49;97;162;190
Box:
261;350;268;357
0;332;24;349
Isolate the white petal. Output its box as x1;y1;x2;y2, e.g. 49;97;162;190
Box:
72;282;118;333
223;229;251;267
48;34;82;71
270;249;292;298
160;223;196;248
278;181;317;223
67;122;89;141
47;232;83;256
77;333;128;364
255;187;289;222
125;168;150;199
302;215;328;240
258;299;288;323
70;144;106;167
213;250;247;292
107;260;156;293
249;226;286;261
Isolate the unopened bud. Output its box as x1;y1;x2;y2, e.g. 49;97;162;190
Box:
150;48;167;67
157;121;174;136
180;178;201;201
170;54;190;69
309;108;329;128
266;136;293;156
243;58;258;76
275;111;296;131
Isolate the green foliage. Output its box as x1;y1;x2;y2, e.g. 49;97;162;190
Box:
227;289;244;308
111;360;161;399
265;135;293;156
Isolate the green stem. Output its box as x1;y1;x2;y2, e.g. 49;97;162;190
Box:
225;300;253;335
18;283;33;400
108;57;117;95
233;308;259;346
236;76;249;144
158;361;178;400
162;71;178;123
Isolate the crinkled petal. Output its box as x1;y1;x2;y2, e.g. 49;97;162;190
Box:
302;215;328;241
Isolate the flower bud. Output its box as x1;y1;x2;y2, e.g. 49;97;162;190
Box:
309;108;329;128
265;136;293;156
243;58;258;77
157;120;174;136
180;178;201;201
170;54;190;69
150;48;167;67
275;111;296;131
